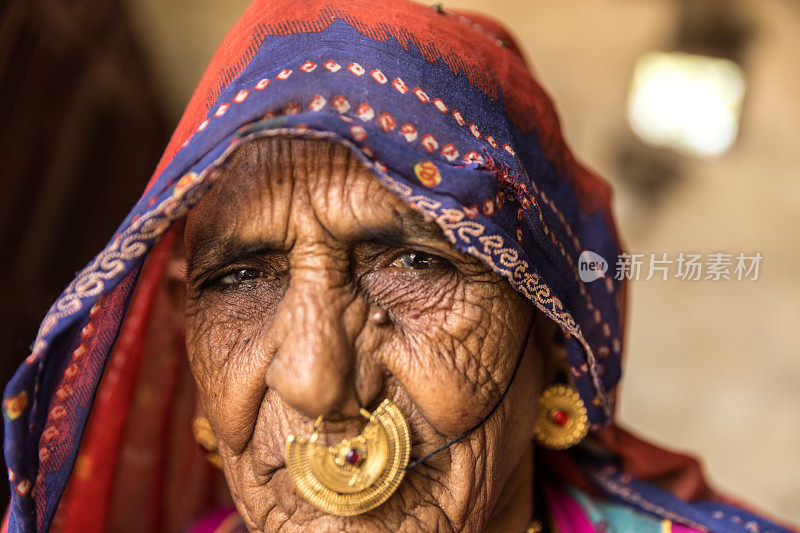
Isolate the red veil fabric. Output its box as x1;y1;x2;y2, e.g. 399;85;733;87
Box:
51;230;231;531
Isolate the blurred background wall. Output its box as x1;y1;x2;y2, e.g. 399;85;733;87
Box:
2;0;798;523
0;0;170;510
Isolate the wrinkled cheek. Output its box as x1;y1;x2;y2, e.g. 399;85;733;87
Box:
188;322;278;457
184;313;249;424
184;315;213;392
186;306;228;377
400;353;491;436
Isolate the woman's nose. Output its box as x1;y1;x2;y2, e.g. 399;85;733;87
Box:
264;272;378;420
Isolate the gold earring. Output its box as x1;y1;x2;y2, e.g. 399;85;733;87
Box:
192;416;222;468
534;384;589;450
285;398;411;516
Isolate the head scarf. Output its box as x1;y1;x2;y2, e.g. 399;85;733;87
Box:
3;1;793;531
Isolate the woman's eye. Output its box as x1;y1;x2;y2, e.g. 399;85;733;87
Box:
390;251;447;270
217;268;264;285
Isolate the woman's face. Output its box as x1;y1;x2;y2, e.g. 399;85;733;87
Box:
183;138;554;532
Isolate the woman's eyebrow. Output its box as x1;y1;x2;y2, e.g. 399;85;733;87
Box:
354;210;446;247
187;239;276;278
348;213;449;246
354;225;444;247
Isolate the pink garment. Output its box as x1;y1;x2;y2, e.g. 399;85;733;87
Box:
544;483;704;533
546;484;597;533
187;507;243;533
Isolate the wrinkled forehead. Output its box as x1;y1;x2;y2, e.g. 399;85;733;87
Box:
184;136;449;255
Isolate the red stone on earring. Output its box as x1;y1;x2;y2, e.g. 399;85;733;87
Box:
345;448;360;465
550;409;569;427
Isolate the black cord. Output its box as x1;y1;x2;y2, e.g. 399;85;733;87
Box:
404;314;535;470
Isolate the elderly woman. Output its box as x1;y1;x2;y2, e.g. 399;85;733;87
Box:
2;1;794;532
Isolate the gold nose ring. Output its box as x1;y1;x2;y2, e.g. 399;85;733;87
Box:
285;399;410;516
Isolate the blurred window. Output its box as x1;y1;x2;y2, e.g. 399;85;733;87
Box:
627;52;745;158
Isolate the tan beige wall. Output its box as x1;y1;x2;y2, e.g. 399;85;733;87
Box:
125;0;800;522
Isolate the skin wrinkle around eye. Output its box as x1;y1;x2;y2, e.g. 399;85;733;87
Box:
182;137;555;532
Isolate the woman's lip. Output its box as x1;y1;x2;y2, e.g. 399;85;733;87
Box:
302;417;370;436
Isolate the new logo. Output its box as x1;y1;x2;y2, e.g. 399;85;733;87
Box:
578;251;608;282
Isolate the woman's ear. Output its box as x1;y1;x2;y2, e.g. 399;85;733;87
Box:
164;221;187;322
532;314;569;388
